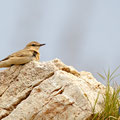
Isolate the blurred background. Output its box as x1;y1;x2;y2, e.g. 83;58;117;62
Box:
0;0;120;84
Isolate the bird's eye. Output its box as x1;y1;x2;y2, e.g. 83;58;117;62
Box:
32;44;36;46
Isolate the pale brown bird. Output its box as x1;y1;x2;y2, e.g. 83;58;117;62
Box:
0;41;45;68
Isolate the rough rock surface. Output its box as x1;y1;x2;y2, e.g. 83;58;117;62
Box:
0;59;105;120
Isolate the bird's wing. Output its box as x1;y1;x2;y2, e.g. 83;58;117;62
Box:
0;49;33;62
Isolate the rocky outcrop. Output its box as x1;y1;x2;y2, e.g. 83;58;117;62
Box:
0;59;105;120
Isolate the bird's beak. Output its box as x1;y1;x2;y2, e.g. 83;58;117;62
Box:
39;44;46;47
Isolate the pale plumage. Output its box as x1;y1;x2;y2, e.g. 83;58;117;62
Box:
0;41;45;68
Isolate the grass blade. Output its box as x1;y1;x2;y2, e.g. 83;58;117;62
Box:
110;65;120;78
97;72;105;80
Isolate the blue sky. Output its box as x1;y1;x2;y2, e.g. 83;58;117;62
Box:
0;0;120;83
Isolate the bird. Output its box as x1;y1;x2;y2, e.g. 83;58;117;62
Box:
0;41;45;68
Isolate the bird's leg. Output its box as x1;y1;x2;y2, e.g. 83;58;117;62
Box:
11;64;14;66
21;64;25;66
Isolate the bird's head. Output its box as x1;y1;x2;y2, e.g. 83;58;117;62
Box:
25;41;45;51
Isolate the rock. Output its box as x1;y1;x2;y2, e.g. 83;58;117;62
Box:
0;59;105;120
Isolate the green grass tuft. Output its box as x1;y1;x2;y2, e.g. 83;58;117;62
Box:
90;66;120;120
